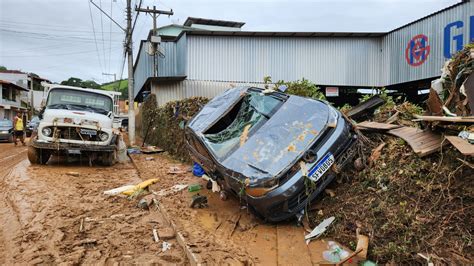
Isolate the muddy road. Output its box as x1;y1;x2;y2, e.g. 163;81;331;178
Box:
0;142;348;265
0;143;187;264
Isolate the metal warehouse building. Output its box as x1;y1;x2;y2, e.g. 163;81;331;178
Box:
133;0;473;106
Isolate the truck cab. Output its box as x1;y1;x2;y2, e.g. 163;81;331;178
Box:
28;85;121;166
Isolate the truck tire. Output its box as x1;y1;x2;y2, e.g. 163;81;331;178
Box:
101;151;116;166
27;146;51;165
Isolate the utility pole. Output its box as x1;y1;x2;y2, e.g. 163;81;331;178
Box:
29;76;34;119
126;0;136;146
135;6;173;76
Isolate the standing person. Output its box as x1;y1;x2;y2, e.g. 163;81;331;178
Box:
13;112;25;146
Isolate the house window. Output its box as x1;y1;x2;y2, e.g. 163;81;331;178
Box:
2;86;6;100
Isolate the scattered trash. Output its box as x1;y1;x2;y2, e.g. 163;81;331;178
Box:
103;185;136;196
356;229;369;260
140;145;164;154
66;171;80;177
122;178;159;196
154;184;188;197
167;166;187;174
188;184;201;192
161;241;171;252
152;228;159;242
137;198;149;210
305;216;335;244
322;241;350;263
458;130;474;143
335;248;363;265
145;157;154;161
104;179;159;197
201;174;221;192
127;147;141;154
190;194;208;208
192;162;205;177
359;260;377;266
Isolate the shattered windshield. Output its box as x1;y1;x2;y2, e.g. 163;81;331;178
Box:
203;91;282;159
46;88;113;115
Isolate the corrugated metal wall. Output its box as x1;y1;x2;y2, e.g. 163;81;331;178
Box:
151;80;264;106
186;36;382;87
134;41;181;98
381;2;473;85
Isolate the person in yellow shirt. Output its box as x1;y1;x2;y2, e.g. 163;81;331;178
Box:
13;112;25;146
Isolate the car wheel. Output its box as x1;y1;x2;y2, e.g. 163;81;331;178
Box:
8;134;13;143
101;151;116;166
29;146;51;165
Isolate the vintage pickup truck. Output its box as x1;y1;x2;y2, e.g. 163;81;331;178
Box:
28;85;121;166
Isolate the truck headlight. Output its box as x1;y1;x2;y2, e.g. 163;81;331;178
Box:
42;127;52;137
99;132;109;141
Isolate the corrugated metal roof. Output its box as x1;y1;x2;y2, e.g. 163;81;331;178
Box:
184;17;245;28
0;79;29;91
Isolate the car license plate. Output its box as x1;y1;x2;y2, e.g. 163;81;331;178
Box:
67;149;81;155
80;128;97;136
308;153;335;182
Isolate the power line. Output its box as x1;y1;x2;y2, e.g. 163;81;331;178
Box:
88;0;104;75
108;0;113;74
0;28;123;42
0;46;122;58
99;0;107;73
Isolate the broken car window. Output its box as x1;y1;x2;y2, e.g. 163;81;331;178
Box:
203;91;282;159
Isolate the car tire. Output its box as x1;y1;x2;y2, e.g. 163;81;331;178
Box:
8;134;13;143
27;146;51;165
101;151;116;166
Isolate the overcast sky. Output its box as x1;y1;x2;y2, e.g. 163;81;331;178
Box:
0;0;460;84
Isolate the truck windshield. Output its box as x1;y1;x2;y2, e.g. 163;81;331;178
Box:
203;91;283;159
46;88;113;115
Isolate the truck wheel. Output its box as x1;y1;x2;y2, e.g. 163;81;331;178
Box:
101;151;116;166
28;146;51;165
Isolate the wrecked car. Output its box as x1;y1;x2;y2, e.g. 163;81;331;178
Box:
28;85;121;166
185;87;357;222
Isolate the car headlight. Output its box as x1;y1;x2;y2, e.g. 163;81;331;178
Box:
99;132;109;141
42;127;52;137
244;176;279;198
1;130;8;134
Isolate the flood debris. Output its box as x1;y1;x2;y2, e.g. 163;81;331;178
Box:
305;216;335;244
186;86;357;222
322;241;350;263
445;135;474;155
346;95;385;121
161;241;172;252
103;178;159;197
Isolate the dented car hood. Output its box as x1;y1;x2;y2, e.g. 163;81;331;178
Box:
188;87;334;184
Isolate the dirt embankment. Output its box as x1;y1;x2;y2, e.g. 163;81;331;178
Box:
0;144;187;264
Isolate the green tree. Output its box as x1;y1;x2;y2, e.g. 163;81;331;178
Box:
60;77;101;89
0;66;7;71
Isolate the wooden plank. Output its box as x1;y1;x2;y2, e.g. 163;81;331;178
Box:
446;136;474;156
388;127;444;157
357;121;403;131
414;115;474;123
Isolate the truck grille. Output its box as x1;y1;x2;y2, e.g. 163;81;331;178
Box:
53;126;101;141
